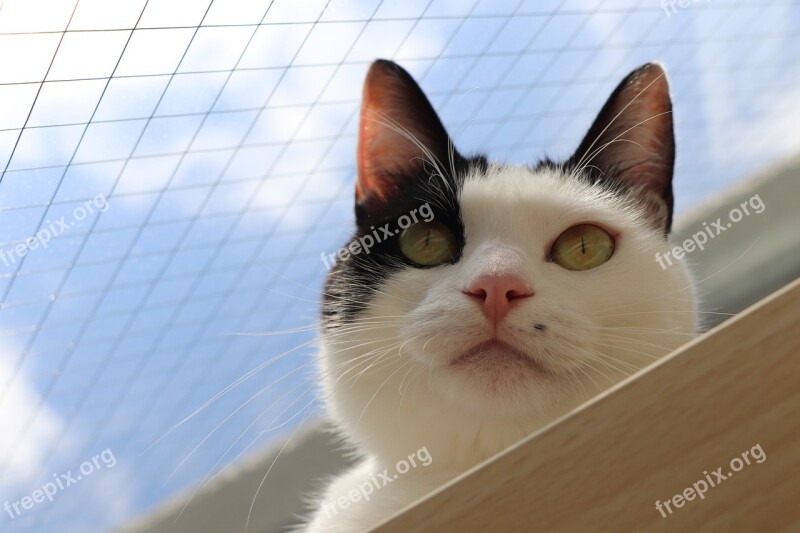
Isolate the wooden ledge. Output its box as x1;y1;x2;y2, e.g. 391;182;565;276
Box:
376;277;800;532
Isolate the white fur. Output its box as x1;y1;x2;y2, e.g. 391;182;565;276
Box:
303;164;697;532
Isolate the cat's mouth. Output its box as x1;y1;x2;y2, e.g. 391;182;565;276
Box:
450;339;549;376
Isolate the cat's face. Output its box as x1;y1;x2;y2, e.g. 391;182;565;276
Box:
320;60;696;460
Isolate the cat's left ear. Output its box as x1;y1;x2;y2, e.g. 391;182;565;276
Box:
356;60;458;217
570;63;675;234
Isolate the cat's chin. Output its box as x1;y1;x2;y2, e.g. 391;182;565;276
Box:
431;339;561;416
449;339;549;376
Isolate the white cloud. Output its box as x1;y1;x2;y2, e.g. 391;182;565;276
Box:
0;350;65;492
0;341;137;529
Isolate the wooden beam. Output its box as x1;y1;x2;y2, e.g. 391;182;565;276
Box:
375;277;800;532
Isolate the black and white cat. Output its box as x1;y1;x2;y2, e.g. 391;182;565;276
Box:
304;60;697;532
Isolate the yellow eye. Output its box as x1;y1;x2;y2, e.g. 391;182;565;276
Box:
398;222;457;266
550;224;615;271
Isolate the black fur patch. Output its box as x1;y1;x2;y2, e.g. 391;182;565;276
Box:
322;155;487;329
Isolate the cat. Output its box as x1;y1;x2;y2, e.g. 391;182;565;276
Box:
302;59;698;532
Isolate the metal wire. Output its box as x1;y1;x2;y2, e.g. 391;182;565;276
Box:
1;0;799;530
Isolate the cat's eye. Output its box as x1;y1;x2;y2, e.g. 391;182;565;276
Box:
398;221;457;266
550;224;615;271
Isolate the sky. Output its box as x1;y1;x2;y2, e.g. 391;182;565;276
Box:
0;0;798;531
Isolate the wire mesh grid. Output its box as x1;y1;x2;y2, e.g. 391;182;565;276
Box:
0;0;798;530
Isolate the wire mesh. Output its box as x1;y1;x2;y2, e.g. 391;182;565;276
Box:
0;0;798;530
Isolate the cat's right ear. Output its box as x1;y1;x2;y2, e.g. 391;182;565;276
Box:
570;63;676;234
356;60;458;216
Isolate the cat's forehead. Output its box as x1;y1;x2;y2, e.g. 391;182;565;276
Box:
457;164;624;242
461;164;569;201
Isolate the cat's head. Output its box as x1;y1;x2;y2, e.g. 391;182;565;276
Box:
319;60;696;463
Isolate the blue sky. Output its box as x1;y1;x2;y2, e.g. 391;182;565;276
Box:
0;0;798;530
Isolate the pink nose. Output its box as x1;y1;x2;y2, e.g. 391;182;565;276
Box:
464;274;533;325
